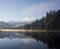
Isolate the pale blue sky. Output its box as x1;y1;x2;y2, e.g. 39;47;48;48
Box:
0;0;60;22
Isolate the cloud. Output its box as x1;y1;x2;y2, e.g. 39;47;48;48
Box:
21;38;36;44
21;17;33;22
20;1;60;21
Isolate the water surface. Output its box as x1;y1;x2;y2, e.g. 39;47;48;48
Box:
0;32;48;49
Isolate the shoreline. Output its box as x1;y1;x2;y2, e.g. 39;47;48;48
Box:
0;29;60;32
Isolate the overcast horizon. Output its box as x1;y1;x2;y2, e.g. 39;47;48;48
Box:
0;0;60;22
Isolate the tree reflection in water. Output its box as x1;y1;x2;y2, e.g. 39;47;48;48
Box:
0;31;60;49
24;32;60;49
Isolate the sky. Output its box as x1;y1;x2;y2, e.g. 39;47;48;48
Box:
0;0;60;22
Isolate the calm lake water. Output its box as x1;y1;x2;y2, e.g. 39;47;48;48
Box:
0;32;48;49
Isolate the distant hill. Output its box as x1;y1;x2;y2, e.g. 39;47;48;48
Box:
0;21;12;28
0;21;32;29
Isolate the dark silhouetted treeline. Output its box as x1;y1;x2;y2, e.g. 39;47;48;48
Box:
17;9;60;30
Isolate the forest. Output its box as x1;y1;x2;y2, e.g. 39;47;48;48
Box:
17;9;60;30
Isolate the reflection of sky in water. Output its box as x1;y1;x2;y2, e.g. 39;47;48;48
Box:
0;32;48;49
0;38;48;49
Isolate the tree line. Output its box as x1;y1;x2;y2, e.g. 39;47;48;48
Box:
17;9;60;30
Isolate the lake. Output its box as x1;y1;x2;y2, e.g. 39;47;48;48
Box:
0;32;48;49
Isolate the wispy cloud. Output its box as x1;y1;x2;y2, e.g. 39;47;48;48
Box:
20;1;60;21
21;17;33;22
0;0;60;21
